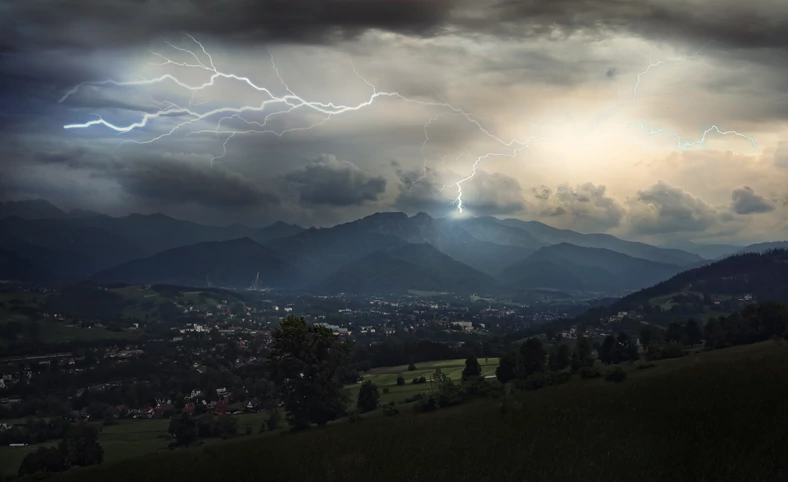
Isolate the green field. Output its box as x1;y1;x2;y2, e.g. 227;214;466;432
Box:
0;412;280;476
48;341;788;482
345;358;499;406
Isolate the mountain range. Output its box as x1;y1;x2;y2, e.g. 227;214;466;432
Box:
1;199;785;295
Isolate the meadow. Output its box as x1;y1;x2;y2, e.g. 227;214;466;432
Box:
45;340;788;482
344;357;499;406
0;412;279;477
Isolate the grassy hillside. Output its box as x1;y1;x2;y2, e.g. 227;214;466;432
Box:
607;249;788;319
50;341;788;482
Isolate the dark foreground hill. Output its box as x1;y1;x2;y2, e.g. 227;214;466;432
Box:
52;342;788;482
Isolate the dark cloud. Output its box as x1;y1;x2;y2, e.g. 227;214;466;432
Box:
534;183;625;232
731;186;775;214
394;167;525;216
628;181;719;235
0;0;456;50
5;0;788;53
283;154;386;206
103;155;280;208
494;0;788;50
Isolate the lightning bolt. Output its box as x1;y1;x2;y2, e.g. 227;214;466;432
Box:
61;35;754;213
629;123;758;150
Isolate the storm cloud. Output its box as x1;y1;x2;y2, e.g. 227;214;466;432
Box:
731;186;775;215
283;154;387;206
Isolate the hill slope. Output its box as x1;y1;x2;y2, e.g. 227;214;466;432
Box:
0;248;57;282
49;342;788;482
500;243;682;293
93;238;303;288
610;249;788;312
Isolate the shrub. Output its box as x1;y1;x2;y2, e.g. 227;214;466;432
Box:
605;366;627;383
396;376;405;386
382;387;390;394
578;366;602;379
637;362;657;370
383;403;399;416
348;410;363;423
418;376;427;384
549;371;572;385
414;397;438;413
523;372;548;391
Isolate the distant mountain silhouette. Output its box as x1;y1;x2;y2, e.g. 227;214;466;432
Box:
0;199;68;219
500;243;682;293
499;218;703;266
320;243;498;294
0;248;58;283
0;217;145;271
738;241;788;254
92;238;304;288
659;240;741;260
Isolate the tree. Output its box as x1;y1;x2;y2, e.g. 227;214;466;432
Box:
432;368;461;407
407;362;417;371
599;335;616;365
496;351;517;383
357;381;380;413
266;407;282;431
554;344;571;370
666;322;686;345
517;337;547;378
168;412;198;446
268;316;349;428
685;319;703;346
59;424;103;467
396;376;405;386
18;447;67;477
617;332;639;363
576;336;594;367
461;355;482;382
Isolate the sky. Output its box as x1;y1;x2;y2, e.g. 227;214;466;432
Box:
2;0;788;245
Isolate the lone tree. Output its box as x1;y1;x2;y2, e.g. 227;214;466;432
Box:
518;337;547;378
461;354;482;382
169;412;198;446
59;424;103;467
685;319;703;346
396;376;405;386
269;316;350;429
357;380;380;413
555;344;571;370
496;351;517;383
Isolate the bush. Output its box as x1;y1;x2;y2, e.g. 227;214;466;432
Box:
383;403;399;416
418;376;427;384
523;372;548;391
382;387;390;394
605;366;627;383
396;376;405;386
414;397;438;413
408;363;417;371
637;362;657;370
348;410;363;423
549;371;572;385
578;366;602;379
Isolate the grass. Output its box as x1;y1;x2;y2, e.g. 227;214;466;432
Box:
0;412;281;477
48;341;788;482
344;358;499;406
